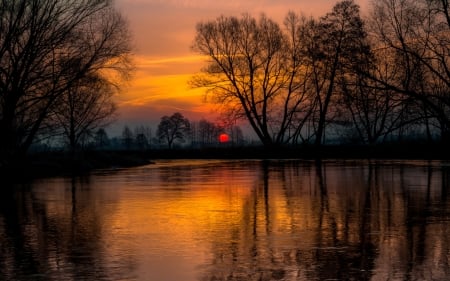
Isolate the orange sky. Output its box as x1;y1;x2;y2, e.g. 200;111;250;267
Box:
112;0;369;135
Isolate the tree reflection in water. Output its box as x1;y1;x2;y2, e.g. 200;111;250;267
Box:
0;160;449;281
199;160;450;281
0;177;135;281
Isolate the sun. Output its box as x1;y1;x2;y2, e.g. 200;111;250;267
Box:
219;133;230;143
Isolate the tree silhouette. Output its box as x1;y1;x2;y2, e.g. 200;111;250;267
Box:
157;112;191;149
135;133;148;150
304;0;369;146
121;126;134;150
191;119;221;146
192;2;374;147
368;0;450;142
0;0;132;168
191;14;310;147
51;75;116;152
94;128;109;149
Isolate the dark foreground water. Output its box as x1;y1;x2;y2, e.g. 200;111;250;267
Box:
1;159;450;281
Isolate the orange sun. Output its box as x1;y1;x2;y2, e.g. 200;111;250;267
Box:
219;133;229;143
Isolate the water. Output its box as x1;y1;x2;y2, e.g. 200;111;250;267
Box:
1;159;449;281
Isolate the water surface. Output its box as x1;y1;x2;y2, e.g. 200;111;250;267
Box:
1;159;449;280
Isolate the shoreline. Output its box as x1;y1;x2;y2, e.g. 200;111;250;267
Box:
2;143;450;181
145;142;450;160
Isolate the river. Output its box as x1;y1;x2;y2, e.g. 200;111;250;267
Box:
1;159;449;280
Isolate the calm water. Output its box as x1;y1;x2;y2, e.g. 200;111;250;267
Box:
1;159;450;281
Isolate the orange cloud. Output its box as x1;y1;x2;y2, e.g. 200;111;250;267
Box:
116;54;217;124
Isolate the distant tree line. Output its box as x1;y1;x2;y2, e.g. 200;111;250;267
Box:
0;0;132;168
29;112;247;152
117;112;246;150
191;0;450;146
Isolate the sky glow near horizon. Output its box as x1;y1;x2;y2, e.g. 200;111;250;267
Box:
112;0;369;135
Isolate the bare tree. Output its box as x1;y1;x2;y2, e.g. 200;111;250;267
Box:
157;112;191;149
368;0;450;142
94;128;110;149
340;71;417;144
50;75;116;151
197;119;221;146
134;125;152;142
301;0;369;146
191;13;310;147
134;125;151;150
0;0;132;167
228;124;245;145
190;119;245;147
121;125;133;149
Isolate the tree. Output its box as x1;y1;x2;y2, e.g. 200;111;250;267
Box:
94;128;110;149
134;125;151;150
368;0;450;142
191;13;311;147
122;126;133;149
301;0;369;146
157;112;191;149
0;0;132;168
51;75;116;151
196;119;221;146
228;124;245;145
340;71;415;144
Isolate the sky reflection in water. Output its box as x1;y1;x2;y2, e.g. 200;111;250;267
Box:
1;160;449;281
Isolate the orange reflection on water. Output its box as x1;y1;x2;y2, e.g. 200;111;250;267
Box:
102;161;256;280
1;160;449;281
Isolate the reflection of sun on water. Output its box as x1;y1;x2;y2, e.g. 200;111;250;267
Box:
104;166;254;280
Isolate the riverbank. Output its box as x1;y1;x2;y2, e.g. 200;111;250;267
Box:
147;142;450;160
2;150;153;181
3;142;449;181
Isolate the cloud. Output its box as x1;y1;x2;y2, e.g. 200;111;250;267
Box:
116;54;213;124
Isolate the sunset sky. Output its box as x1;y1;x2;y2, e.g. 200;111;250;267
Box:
112;0;369;135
